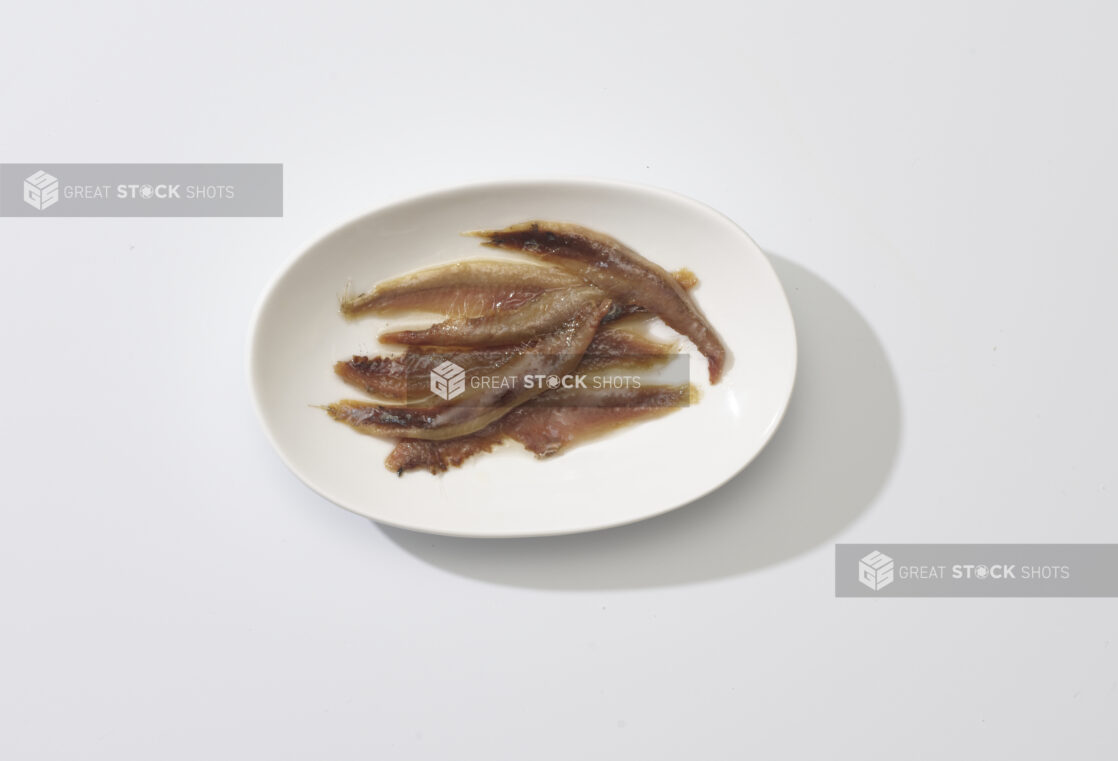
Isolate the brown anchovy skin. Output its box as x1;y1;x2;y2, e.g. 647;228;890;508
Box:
386;384;694;474
471;222;727;383
334;348;514;403
379;286;605;347
336;320;677;402
504;384;694;456
340;259;583;318
574;320;679;373
324;296;612;440
385;426;508;475
385;427;507;475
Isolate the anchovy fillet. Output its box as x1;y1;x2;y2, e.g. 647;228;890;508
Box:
379;286;605;347
472;222;727;383
341;259;583;317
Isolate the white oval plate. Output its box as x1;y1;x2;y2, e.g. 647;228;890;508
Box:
249;179;796;537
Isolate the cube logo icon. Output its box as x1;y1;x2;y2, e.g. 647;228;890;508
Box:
858;550;895;591
23;170;60;211
429;360;466;400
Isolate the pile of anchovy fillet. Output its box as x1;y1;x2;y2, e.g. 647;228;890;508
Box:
322;221;728;475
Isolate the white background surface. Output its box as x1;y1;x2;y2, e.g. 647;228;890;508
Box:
2;1;1115;758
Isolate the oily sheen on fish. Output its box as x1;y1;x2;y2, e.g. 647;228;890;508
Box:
323;295;611;440
336;320;678;402
472;222;728;383
386;384;694;474
379;286;606;347
340;259;582;318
